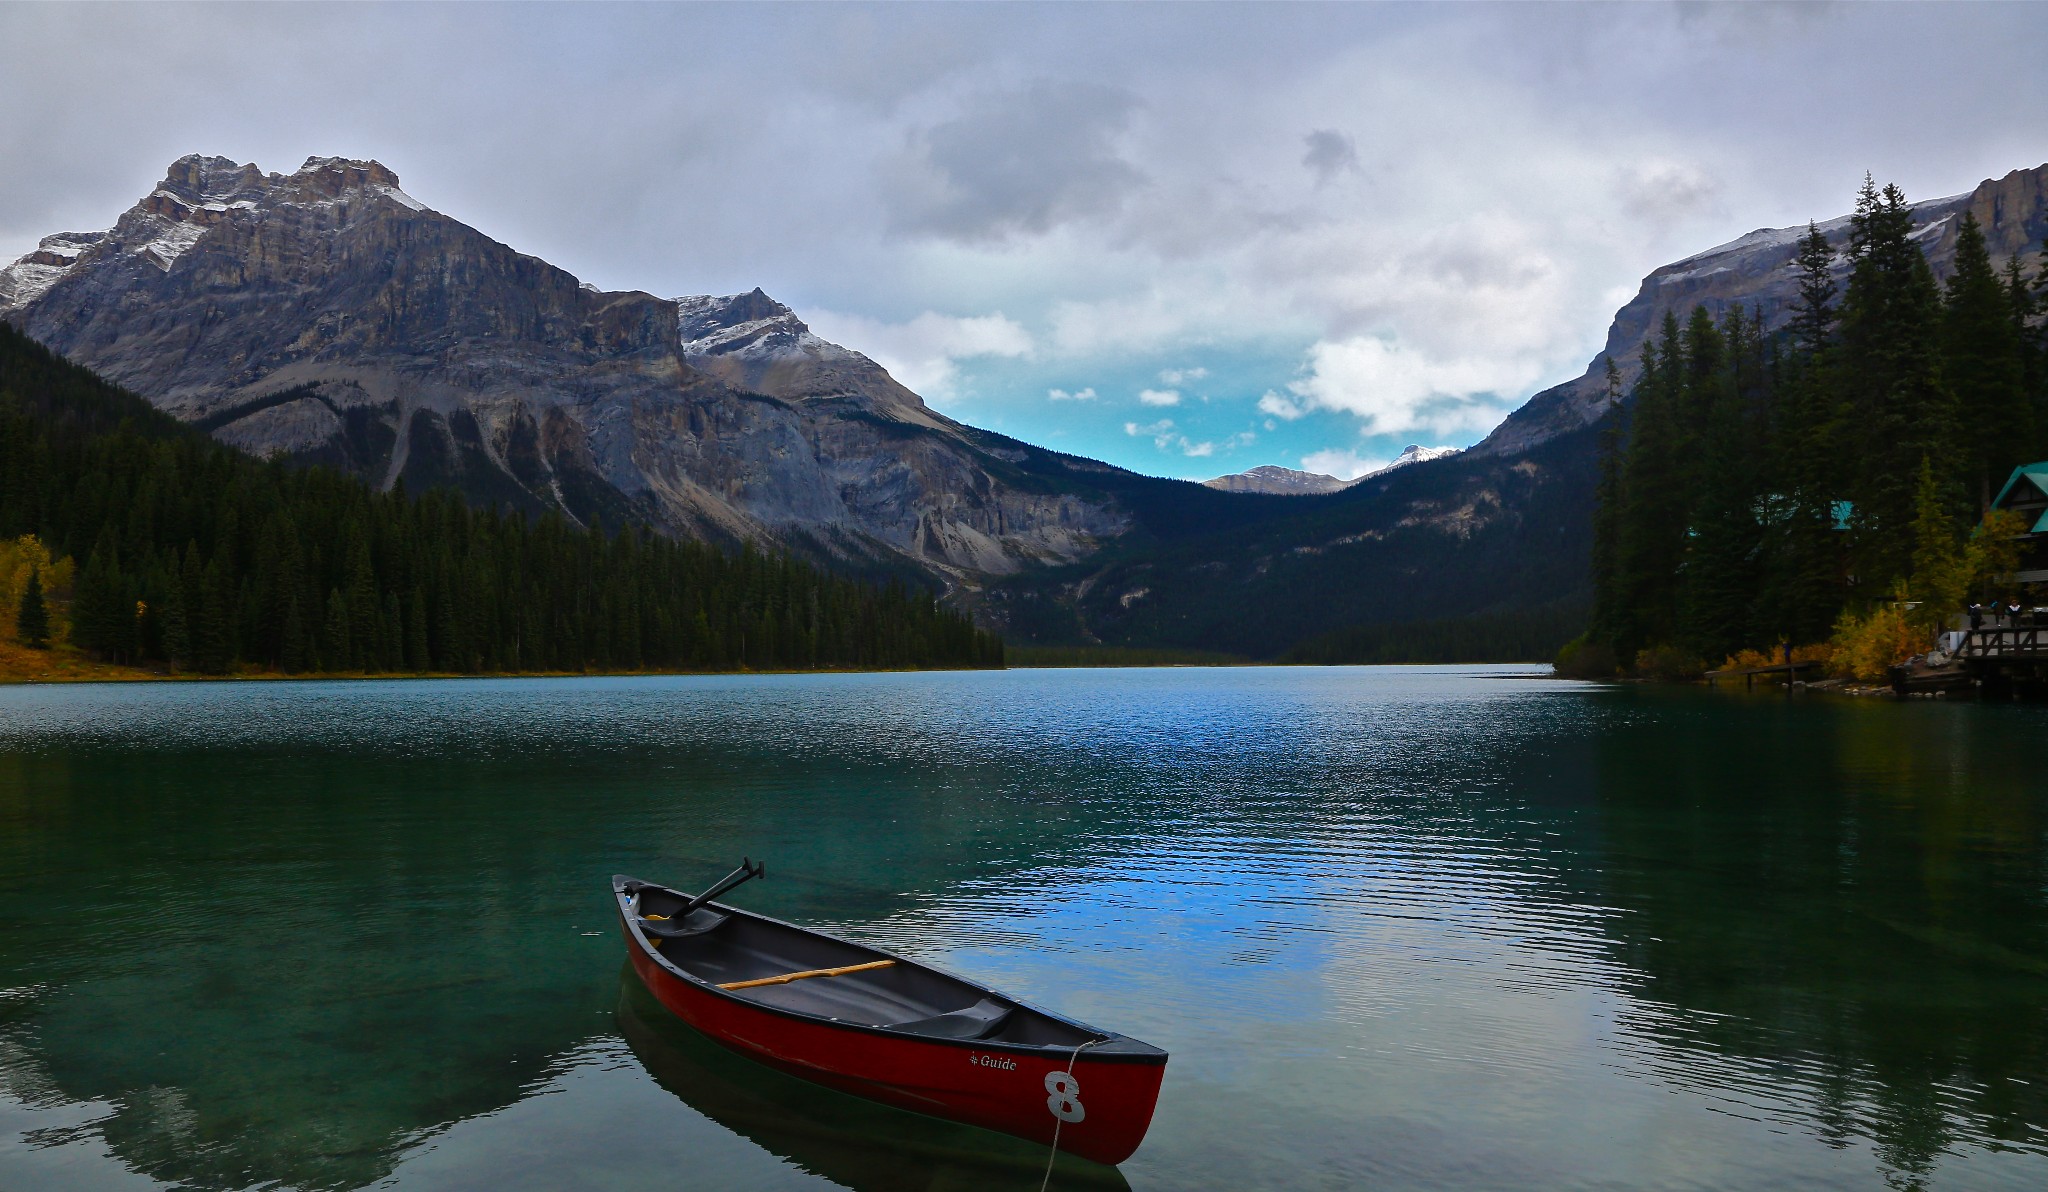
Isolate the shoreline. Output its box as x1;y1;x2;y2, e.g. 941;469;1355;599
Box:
0;649;1002;687
0;656;1571;686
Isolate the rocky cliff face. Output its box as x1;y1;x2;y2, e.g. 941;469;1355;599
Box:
0;155;1129;581
1475;163;2048;458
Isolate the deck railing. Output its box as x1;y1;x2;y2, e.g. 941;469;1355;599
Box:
1959;621;2048;658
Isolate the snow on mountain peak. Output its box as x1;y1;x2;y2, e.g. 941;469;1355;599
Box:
0;153;437;308
674;289;856;365
1380;444;1460;471
0;231;106;308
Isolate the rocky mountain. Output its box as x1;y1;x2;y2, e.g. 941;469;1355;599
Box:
1365;444;1462;478
1475;162;2048;458
10;154;2047;657
1204;446;1462;496
977;163;2048;655
980;426;1597;657
1203;465;1350;495
1;155;1271;585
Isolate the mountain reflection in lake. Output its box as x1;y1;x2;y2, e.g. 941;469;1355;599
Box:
0;669;2043;1191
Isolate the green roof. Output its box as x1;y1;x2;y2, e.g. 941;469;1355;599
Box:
1992;463;2048;533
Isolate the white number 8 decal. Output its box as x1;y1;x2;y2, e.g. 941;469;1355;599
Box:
1044;1070;1086;1123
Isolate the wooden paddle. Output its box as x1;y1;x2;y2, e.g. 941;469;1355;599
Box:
719;959;896;991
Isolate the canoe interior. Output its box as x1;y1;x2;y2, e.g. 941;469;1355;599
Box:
628;883;1100;1049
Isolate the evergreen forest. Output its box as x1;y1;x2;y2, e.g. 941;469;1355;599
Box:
1577;178;2045;677
0;322;1004;675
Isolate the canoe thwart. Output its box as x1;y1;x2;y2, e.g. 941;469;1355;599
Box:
719;958;897;991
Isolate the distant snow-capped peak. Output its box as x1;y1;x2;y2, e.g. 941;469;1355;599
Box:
1367;444;1461;477
1205;445;1461;495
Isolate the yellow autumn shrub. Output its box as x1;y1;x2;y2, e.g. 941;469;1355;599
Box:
0;535;76;644
1828;591;1923;681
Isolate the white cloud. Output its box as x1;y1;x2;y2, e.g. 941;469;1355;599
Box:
803;308;1031;400
1159;366;1208;385
1137;387;1181;407
1258;389;1307;420
1123;417;1212;456
1285;335;1537;437
1302;448;1390;482
1047;386;1097;401
7;4;2039;472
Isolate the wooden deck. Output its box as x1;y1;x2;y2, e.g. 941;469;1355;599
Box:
1704;661;1822;689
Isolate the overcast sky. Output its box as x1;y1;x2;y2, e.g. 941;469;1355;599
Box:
5;2;2046;479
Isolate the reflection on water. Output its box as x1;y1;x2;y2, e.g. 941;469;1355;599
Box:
0;669;2043;1190
1589;695;2048;1189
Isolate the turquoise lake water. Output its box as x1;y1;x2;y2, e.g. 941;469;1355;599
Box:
0;666;2044;1190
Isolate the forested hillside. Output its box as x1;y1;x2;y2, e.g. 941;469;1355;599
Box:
1577;178;2044;676
979;424;1598;660
0;323;1002;676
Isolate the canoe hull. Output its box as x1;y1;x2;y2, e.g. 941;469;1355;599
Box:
620;911;1165;1165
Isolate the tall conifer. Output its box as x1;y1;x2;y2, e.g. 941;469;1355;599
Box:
16;567;48;648
1942;211;2029;509
1838;178;1953;591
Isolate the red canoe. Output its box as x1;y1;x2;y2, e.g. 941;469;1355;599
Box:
613;869;1168;1165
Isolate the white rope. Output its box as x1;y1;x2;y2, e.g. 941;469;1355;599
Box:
1038;1037;1098;1192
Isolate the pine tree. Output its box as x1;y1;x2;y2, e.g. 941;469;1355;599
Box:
71;533;123;661
1788;222;1839;359
281;593;307;673
1838;178;1954;593
381;590;404;671
1679;308;1766;661
1942;211;2029;509
406;587;430;671
1906;457;1967;633
1588;361;1626;647
15;566;48;648
192;553;232;674
322;588;352;671
2011;255;2046;459
160;581;190;668
344;525;380;668
1611;317;1690;659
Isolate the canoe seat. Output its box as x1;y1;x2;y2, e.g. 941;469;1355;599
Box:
888;998;1013;1041
639;910;728;940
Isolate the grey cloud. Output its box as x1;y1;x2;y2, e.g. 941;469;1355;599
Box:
1615;162;1723;228
1674;0;1842;43
798;8;985;112
886;80;1146;243
1301;130;1358;186
3;2;2047;474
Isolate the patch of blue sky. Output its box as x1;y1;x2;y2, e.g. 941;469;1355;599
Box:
937;350;1487;483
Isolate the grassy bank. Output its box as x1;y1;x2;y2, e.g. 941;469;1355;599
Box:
0;639;164;682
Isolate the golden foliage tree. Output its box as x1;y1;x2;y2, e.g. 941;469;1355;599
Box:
0;535;75;644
